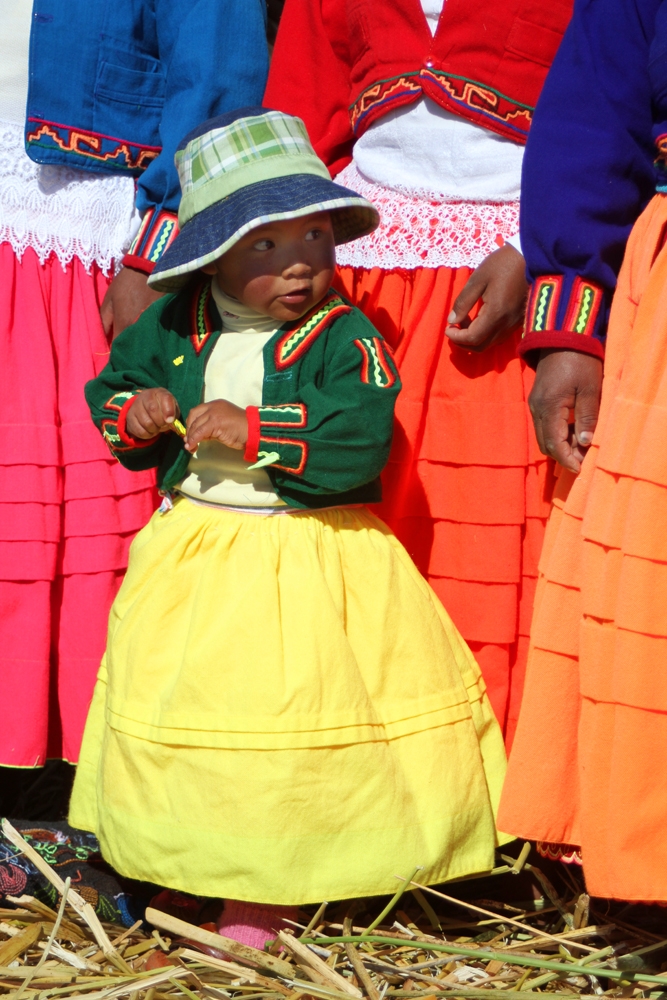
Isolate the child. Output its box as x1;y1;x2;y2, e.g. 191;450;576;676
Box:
69;108;509;946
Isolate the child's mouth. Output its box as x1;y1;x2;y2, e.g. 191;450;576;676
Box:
279;288;310;305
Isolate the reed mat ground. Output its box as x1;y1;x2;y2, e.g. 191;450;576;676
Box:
2;823;667;1000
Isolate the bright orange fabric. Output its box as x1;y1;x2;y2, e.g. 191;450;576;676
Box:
335;265;554;744
499;194;667;900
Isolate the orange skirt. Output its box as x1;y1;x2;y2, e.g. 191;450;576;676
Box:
499;194;667;900
335;265;554;744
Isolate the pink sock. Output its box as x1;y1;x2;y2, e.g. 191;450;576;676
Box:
216;899;299;951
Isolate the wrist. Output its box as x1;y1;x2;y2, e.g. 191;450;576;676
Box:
118;395;160;445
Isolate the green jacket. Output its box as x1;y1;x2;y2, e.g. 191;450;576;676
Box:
86;278;401;509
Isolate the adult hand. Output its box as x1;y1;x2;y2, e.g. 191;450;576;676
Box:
529;348;604;474
445;244;528;351
184;399;249;453
101;267;163;340
126;388;180;440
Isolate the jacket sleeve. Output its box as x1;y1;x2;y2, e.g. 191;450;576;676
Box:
518;0;660;366
123;0;269;273
84;304;172;471
244;326;401;496
263;0;354;176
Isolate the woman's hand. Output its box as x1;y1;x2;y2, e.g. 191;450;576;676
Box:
529;348;604;473
445;244;529;352
101;268;163;340
184;399;249;453
126;388;180;439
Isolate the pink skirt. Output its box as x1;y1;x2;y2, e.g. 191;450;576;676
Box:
0;244;157;766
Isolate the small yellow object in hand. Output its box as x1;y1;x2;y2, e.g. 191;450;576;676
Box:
172;418;187;437
247;450;280;470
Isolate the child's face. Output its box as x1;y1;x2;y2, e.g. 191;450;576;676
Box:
203;212;336;322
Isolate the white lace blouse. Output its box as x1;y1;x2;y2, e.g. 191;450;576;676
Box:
335;0;522;271
0;0;138;273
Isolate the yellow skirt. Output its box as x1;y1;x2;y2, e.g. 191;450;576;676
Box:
69;499;509;903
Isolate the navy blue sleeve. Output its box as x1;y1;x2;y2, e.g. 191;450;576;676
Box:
126;0;269;271
518;0;661;365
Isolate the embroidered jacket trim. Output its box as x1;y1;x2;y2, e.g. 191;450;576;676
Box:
190;279;216;354
101;391;158;453
123;208;179;274
274;294;352;369
244;404;310;473
25;118;160;175
354;338;397;387
350;70;535;142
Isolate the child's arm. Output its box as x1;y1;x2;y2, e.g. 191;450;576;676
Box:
85;305;175;471
244;317;401;495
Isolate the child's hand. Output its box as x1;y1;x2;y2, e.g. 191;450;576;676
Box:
126;388;181;439
184;399;248;453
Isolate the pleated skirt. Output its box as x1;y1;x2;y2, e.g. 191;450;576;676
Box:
69;499;509;903
335;265;554;745
0;245;156;766
499;194;667;901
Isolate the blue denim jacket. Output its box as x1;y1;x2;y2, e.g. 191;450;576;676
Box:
26;0;269;269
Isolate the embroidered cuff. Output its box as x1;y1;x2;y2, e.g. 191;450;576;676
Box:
101;392;158;453
122;208;179;274
244;404;309;474
519;275;606;367
518;330;606;365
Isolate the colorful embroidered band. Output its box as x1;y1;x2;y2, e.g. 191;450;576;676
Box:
562;277;604;336
123;208;179;273
525;276;563;333
519;274;606;363
176;111;331;226
25;118;160;174
350;71;534;142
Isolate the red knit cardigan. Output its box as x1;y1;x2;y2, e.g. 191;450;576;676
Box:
265;0;573;177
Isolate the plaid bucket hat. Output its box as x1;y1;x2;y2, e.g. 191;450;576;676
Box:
148;107;379;293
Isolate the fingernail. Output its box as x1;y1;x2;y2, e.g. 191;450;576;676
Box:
166;416;174;423
447;310;456;323
578;431;593;445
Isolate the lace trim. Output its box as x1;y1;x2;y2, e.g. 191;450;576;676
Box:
335;162;520;271
0;118;136;274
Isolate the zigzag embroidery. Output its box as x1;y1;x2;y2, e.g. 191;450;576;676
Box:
258;404;307;428
563;278;603;336
354;338;396;388
527;276;562;333
190;280;214;354
274;294;351;369
149;218;177;263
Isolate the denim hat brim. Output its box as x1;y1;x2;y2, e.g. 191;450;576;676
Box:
148;174;379;293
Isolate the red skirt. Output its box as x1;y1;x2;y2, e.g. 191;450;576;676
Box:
0;245;156;766
335;264;554;744
499;194;667;899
